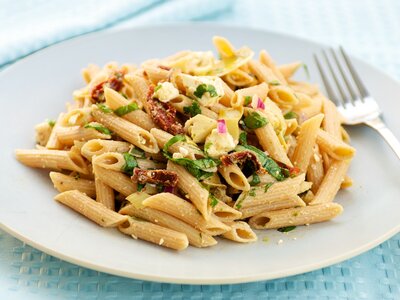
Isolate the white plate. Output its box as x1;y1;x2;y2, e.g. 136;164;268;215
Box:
1;24;399;285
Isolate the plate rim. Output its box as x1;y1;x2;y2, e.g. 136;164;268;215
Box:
1;22;400;285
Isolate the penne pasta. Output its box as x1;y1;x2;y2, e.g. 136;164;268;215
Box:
95;177;114;210
80;139;131;161
57;126;111;146
249;203;343;229
49;172;96;198
54;190;128;227
316;129;356;160
222;221;258;243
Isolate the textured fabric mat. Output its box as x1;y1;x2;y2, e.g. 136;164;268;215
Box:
1;0;400;299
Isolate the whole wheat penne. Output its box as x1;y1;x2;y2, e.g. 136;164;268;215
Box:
222;221;258;243
259;50;287;84
233;82;269;107
16;149;88;174
95;177;114;210
307;145;325;193
46;112;65;149
124;74;151;114
291;113;324;173
119;217;189;250
61;108;93;127
235;174;305;209
240;195;306;219
309;160;350;205
91;105;159;153
49;172;95;197
218;164;250;191
93;164;136;197
278;62;302;79
248;60;279;84
57;126;111;146
104;87;156;131
167;161;210;219
316;129;356;160
81;139;131;161
142;192;230;236
322;96;342;139
92;152;125;172
212;200;242;221
249;203;343;229
54;190;128;227
119;204;217;248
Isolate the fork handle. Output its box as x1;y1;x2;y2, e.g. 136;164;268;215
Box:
365;117;400;160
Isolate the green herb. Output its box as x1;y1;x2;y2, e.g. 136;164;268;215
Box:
183;100;201;117
249;173;260;186
163;134;186;153
284;111;297;119
74;173;80;180
249;188;256;197
114;103;139;116
244;96;252;106
277;226;296;233
122;152;138;176
84;123;112;135
235;145;287;181
235;195;245;209
264;182;274;193
97;103;113;113
164;152;220;180
268;80;281;86
137;183;145;192
239;132;248;146
193;84;217;99
243;112;268;129
121;93;128;99
204;142;213;155
154;84;162;92
47;119;56;127
209;194;218;208
156;183;164;193
129;147;146;158
303;63;310;80
292;211;299;217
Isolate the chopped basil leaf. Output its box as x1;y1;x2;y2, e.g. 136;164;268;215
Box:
235;145;287;181
277;226;296;233
84;123;112;135
244;96;252;106
204;142;213;155
183;100;201;117
122;152;138;176
97;103;113;113
209;194;218;208
239;132;247;146
249;188;256;197
47;119;56;127
163;134;186;153
302;64;310;80
121;93;128;99
243;112;268;129
264;182;274;192
284;111;297;119
193;84;217;99
269;80;281;86
137;183;145;192
249;173;260;186
156;183;164;193
114;103;139;116
74;173;80;180
129;147;146;158
154;84;162;93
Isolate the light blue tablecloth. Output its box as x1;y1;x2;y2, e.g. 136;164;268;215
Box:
1;0;400;299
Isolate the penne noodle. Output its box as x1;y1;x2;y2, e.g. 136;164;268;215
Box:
291;113;324;173
49;172;96;198
307;145;325;193
15;149;88;174
46;112;65;149
91;105;159;153
35;121;53;146
278;62;302;79
92;164;137;197
218;164;250;191
316;129;356;160
54;190;128;227
57;126;111;146
81;139;131;161
309;160;350;205
259;50;287;84
212;200;242;221
119;204;217;248
119;217;189;251
95;177;114;210
249;203;343;229
92;152;125;172
322;96;342;139
222;221;258;243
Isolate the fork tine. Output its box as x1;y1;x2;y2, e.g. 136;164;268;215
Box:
322;49;350;105
339;46;369;97
313;54;342;107
330;48;358;101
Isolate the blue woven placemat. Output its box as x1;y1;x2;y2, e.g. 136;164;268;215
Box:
1;0;400;299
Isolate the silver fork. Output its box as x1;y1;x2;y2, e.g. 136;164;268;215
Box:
314;47;400;159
